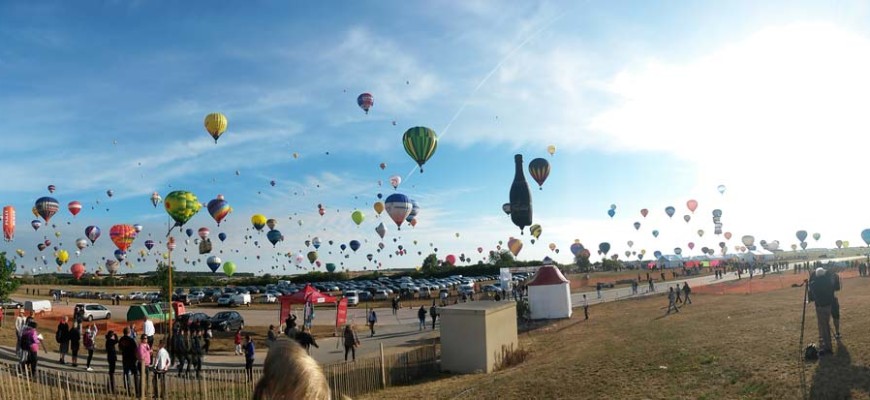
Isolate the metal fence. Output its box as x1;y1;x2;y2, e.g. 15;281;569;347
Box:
0;344;440;399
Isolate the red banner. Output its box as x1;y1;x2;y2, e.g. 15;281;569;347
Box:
335;298;348;329
279;296;292;326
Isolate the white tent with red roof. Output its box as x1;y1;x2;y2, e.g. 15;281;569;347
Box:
527;259;572;319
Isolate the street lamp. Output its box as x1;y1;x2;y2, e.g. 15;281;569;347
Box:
166;237;176;338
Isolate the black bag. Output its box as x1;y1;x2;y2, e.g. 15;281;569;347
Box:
804;343;819;361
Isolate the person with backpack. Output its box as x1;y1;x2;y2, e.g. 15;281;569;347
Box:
105;330;119;393
682;282;692;305
417;306;427;331
367;309;378;337
69;322;82;367
244;335;255;382
84;322;98;371
56;316;71;364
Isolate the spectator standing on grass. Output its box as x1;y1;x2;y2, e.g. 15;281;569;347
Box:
136;334;151;384
809;267;836;356
118;328;139;396
202;322;212;355
15;309;26;359
234;328;243;355
143;316;155;347
666;287;680;314
190;329;203;380
105;330;119;393
417;306;427;331
343;325;359;362
69;321;81;367
582;294;589;320
244;335;255;382
152;339;171;398
56;316;70;364
19;321;41;376
596;282;603;299
682;282;692;305
84;322;97;371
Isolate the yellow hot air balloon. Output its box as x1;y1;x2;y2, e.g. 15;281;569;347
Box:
547;145;556;156
56;249;70;264
251;214;267;231
204;113;228;143
373;201;384;216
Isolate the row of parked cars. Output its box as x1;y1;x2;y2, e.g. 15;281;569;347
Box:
176;310;245;332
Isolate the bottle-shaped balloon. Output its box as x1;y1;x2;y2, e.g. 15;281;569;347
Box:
508;154;533;234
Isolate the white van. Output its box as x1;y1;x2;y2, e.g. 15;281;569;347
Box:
231;293;251;307
25;300;52;315
343;291;359;306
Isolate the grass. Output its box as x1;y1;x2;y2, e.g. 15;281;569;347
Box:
361;272;870;400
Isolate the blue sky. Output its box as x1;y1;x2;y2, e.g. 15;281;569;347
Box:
2;0;870;275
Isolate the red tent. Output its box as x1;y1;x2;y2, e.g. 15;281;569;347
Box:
281;284;337;305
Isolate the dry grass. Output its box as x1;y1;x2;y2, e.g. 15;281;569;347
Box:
362;273;870;400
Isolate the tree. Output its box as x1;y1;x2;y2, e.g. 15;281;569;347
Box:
488;249;515;267
574;253;592;273
421;253;441;275
0;252;21;301
153;261;176;298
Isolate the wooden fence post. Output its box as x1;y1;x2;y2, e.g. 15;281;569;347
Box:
380;343;386;389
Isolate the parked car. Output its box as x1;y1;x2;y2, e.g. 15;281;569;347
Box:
177;312;211;331
343;291;359;306
209;311;244;332
231;293;252;307
77;303;111;321
0;299;22;309
216;294;234;306
260;293;277;303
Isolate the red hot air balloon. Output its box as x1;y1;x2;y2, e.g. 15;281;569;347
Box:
109;224;137;252
70;263;85;280
528;158;551;190
640;209;649;218
357;93;374;114
68;201;82;217
686;199;698;213
445;254;457;265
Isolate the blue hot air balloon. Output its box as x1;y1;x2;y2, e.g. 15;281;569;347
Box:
266;230;283;247
598;242;610;255
862;229;870;246
796;230;808;243
652;230;660;238
185;228;194;238
340;244;347;252
674;247;682;255
633;222;641;230
607;209;615;218
665;206;676;218
206;256;221;273
349;240;361;252
218;232;227;242
570;242;584;257
654;250;662;259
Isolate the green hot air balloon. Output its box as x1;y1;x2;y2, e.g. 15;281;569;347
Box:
326;263;337;273
164;191;201;236
402;126;438;172
307;251;318;265
222;261;236;277
351;210;365;226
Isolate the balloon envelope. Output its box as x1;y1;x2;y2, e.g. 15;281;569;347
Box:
402;126;438;172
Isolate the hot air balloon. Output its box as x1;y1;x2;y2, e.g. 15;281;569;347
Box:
598;242;610;255
652;230;659;238
351;210;365;226
266;219;277;231
132;224;143;233
106;260;120;275
633;222;641;230
204;112;228;143
357;93;374;114
198;227;210;240
251;215;267;231
222;261;236;277
389;175;402;190
508;237;523;256
697;229;704;237
110;225;137;251
570;242;584;256
640;209;648;218
312;237;322;249
402;126;438;172
862;229;870;246
373;202;384;216
185;228;194;238
800;242;808;250
384;193;412;230
85;226;101;244
68;201;82;217
47;184;56;193
144;240;155;250
717;185;726;194
627;240;634;248
207;195;232;226
151;192;162;208
547;145;556;156
686;200;698;213
375;222;386;239
688;242;695;250
529;224;542;239
528;158;550;190
266;230;283;247
724;232;732;240
31;220;41;231
2;206;14;241
34;197;59;223
664;206;675;218
75;238;88;250
326;263;337;273
379;162;386;170
674;248;682;256
71;263;85;280
683;215;691;223
741;235;755;248
349;240;361;252
812;233;821;241
106;190;113;198
445;254;457;265
114;249;126;262
796;230;808;242
307;251;318;265
607;209;615;218
164;191;201;234
218;232;227;242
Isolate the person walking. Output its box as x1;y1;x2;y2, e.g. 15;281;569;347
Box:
294;326;319;354
367;309;378;337
674;285;683;304
648;277;655;293
105;330;119;393
202;322;212;355
682;282;692;305
175;329;190;378
69;322;81;367
267;325;277;346
190;329;204;380
583;294;589;320
391;297;399;316
118;328;139;396
56;316;71;364
809;267;836;356
84;322;98;371
666;287;680;314
244;334;255;382
342;325;359;362
234;328;243;356
429;302;438;330
596;282;603;299
417;306;426;331
143;316;155;347
19;321;41;376
152;339;171;398
631;280;639;295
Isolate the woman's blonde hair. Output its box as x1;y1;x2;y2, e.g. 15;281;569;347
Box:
253;338;331;400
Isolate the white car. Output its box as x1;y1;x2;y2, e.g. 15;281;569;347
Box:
231;293;251;307
260;293;277;303
77;303;111;321
373;289;389;300
343;291;359;306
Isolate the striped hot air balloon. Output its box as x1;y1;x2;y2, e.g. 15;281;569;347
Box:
528;158;550;190
402;127;438;172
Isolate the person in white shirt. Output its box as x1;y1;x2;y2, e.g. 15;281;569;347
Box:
15;310;27;358
152;339;171;396
143;317;155;346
